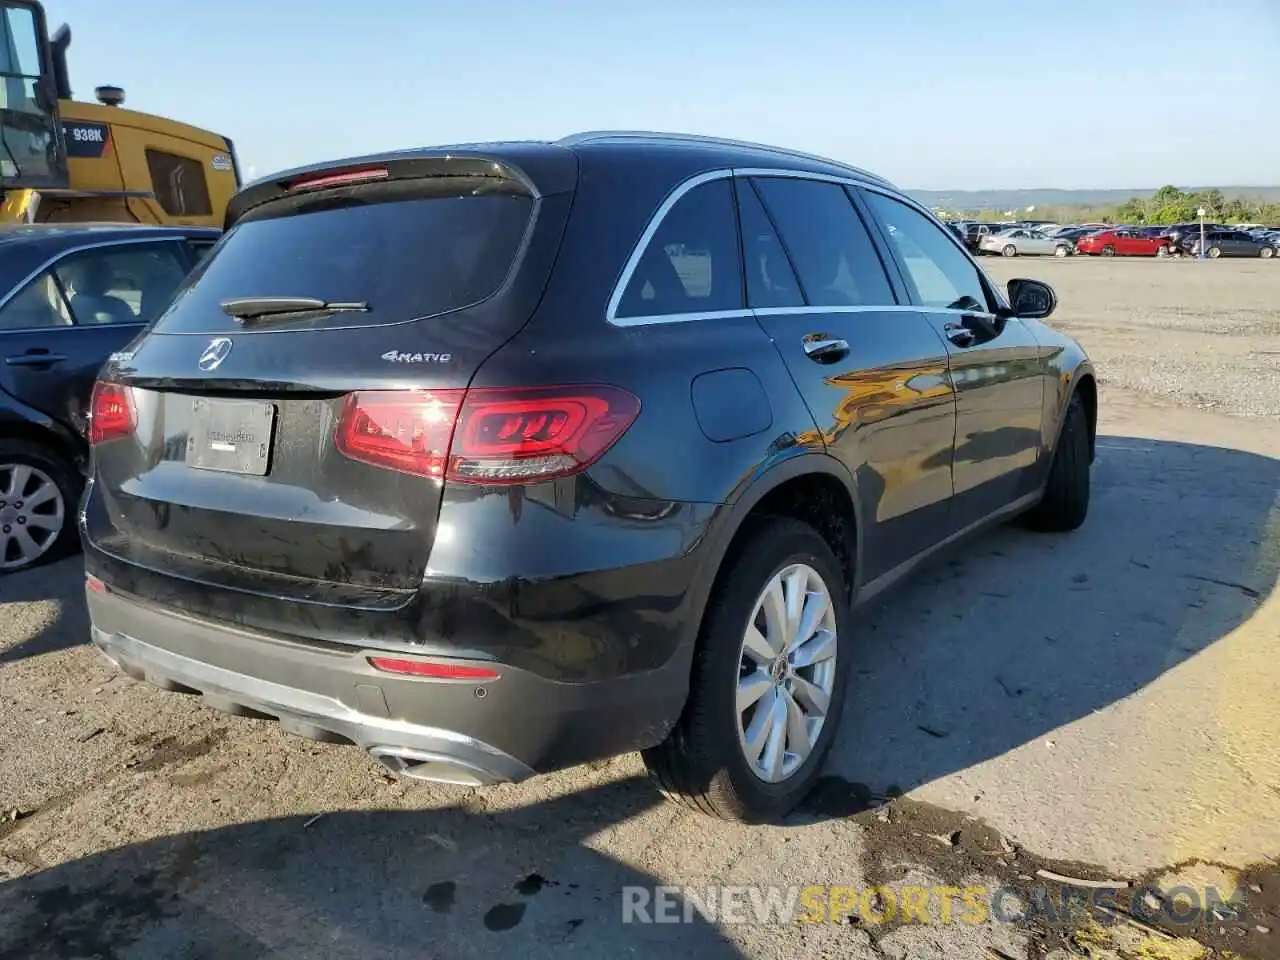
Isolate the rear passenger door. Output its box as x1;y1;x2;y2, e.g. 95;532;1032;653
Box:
741;174;957;581
858;189;1048;531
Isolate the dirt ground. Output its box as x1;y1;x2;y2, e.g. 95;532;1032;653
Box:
1;256;1278;960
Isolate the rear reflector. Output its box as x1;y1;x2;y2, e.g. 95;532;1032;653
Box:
86;574;106;594
88;381;134;445
368;657;499;681
287;167;389;192
335;385;640;484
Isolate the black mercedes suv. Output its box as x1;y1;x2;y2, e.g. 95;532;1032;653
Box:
82;132;1096;822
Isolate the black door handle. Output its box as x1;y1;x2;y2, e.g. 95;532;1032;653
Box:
944;323;976;347
802;334;850;363
5;352;68;367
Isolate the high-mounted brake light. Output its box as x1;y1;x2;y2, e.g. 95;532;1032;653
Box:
88;381;135;445
335;385;641;484
368;657;499;681
287;167;390;193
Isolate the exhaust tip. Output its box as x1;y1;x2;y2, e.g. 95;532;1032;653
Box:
368;747;488;787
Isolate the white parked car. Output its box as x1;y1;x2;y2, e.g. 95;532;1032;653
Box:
979;228;1073;258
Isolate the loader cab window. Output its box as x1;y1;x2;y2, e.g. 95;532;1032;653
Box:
0;4;61;186
146;150;213;217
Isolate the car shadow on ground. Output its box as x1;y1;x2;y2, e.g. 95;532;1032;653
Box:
0;436;1275;958
0;776;748;960
0;554;88;665
818;434;1278;808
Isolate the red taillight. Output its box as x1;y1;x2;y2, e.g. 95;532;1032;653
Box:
287;167;389;192
335;385;640;484
88;381;135;445
368;657;499;681
86;574;106;594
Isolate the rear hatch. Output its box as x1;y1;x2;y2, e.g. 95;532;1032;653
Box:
84;150;577;613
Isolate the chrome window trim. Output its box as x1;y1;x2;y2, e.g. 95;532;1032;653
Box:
603;166;1015;329
0;236;188;334
605;168;734;325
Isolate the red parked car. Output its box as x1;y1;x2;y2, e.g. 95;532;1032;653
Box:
1074;229;1171;257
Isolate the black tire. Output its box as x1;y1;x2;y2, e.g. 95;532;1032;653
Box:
1101;245;1115;257
642;518;852;823
1022;393;1090;533
1260;246;1274;259
1002;244;1016;257
1208;246;1222;259
0;439;82;573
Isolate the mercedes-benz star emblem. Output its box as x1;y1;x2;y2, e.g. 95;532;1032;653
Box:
198;337;233;372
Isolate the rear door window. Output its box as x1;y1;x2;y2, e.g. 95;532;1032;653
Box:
615;178;744;320
152;178;535;334
750;177;895;308
861;190;993;312
54;244;190;326
735;178;803;309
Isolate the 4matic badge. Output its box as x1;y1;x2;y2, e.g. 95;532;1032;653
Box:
381;351;452;364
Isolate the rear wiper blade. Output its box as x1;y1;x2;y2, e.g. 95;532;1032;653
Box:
220;297;370;323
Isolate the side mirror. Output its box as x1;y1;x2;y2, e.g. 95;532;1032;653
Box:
1007;278;1056;320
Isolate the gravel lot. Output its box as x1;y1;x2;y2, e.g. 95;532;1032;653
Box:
1;257;1278;960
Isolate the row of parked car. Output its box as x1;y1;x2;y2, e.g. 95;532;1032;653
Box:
948;219;1280;259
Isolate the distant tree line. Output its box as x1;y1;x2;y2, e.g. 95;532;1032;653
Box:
946;186;1280;226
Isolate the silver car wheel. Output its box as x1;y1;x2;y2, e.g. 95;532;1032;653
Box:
0;462;65;571
735;562;838;783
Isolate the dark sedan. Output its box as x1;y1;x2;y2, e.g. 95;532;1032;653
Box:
0;224;219;572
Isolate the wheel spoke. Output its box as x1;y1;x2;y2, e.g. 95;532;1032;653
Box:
760;578;788;653
782;568;806;645
23;482;59;509
790;588;830;652
741;623;775;664
5;465;30;498
742;687;779;764
782;688;812;761
761;694;787;781
790;675;830;717
791;629;836;669
13;527;41;562
737;670;772;713
23;513;61;532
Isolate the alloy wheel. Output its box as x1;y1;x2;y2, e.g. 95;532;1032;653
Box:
735;563;838;783
0;463;65;571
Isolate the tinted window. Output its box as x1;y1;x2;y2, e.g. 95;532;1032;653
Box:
0;272;72;331
735;179;802;309
54;244;190;326
153;180;534;334
752;177;894;308
146;150;214;217
617;179;743;319
863;191;990;311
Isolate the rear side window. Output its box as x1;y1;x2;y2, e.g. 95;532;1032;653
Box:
751;177;894;308
616;178;744;319
146;150;214;217
151;180;534;334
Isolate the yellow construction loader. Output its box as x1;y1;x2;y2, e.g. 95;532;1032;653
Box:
0;1;238;226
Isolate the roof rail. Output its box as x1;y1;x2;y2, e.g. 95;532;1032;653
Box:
557;130;895;188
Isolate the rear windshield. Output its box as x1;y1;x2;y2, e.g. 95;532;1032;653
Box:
152;178;534;333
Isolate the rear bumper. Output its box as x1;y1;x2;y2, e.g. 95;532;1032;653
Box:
88;586;688;785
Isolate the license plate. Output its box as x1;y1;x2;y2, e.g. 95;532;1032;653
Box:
185;398;275;476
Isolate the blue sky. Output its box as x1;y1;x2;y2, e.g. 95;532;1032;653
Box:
43;0;1278;190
